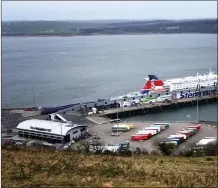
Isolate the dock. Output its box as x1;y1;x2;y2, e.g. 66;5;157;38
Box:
98;94;217;119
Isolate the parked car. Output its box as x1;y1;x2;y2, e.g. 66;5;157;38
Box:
111;132;122;136
93;135;100;139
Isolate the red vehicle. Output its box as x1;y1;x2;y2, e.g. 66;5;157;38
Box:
185;125;201;131
177;131;193;137
131;134;149;141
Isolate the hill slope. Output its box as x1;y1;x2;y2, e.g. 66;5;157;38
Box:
2;147;217;187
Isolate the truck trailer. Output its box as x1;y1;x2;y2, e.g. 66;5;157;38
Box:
131;134;149;141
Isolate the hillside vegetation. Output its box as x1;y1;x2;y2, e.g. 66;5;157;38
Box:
2;146;217;188
2;19;217;36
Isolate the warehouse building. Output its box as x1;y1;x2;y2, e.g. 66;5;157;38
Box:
16;119;88;143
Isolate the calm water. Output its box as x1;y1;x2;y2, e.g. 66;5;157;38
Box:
2;34;217;121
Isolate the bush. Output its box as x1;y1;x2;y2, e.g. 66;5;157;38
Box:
183;150;194;157
157;143;176;156
134;147;141;156
141;149;149;155
203;142;218;156
205;157;213;161
118;150;132;157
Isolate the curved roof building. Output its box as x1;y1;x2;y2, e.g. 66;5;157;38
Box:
17;119;88;143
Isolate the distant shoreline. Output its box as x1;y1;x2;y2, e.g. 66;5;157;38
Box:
2;32;216;38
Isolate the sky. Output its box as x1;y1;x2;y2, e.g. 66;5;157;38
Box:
2;1;217;21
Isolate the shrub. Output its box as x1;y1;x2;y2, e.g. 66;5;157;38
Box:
183;150;194;157
205;157;213;161
157;143;176;156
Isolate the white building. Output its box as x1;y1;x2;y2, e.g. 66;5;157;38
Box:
16;119;88;143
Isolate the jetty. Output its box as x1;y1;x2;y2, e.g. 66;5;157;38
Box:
98;94;217;119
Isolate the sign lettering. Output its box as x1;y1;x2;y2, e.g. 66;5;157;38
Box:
180;89;217;99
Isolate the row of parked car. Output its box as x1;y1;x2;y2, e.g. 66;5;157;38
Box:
160;125;201;146
131;123;170;141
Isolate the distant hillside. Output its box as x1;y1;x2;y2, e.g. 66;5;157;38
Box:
2;19;217;36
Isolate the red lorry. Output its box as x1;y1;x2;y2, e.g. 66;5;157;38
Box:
131;134;149;141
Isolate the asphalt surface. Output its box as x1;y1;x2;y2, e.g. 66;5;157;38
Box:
2;109;217;153
87;122;217;152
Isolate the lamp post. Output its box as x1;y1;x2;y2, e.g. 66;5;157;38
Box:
196;82;200;123
32;87;36;108
117;101;119;135
61;123;63;144
186;115;191;139
5;97;8;109
5;97;10;131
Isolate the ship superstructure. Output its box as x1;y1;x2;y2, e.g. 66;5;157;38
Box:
110;68;217;101
164;68;217;92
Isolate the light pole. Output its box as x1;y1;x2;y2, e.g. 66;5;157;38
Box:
61;123;63;144
5;97;10;131
32;87;36;108
186;115;191;139
196;82;200;123
5;97;8;109
117;101;119;135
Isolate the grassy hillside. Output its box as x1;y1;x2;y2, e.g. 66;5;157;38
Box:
2;146;217;188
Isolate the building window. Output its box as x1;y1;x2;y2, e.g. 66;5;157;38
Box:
73;131;78;134
80;127;86;132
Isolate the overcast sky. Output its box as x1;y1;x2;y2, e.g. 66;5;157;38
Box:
2;1;217;21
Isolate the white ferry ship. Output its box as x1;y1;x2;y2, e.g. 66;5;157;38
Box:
111;68;217;101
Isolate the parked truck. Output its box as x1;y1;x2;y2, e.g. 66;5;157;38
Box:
168;135;186;141
136;131;153;137
169;138;182;145
154;123;170;129
144;127;161;133
119;123;134;129
131;134;149;141
112;124;130;132
148;125;162;132
137;129;158;135
177;130;193;137
149;124;164;131
174;133;187;140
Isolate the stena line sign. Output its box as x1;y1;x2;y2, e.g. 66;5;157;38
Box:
177;89;217;99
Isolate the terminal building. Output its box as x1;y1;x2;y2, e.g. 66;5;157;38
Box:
16;119;88;143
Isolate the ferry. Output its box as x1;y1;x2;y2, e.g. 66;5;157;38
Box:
39;68;217;114
111;68;217;101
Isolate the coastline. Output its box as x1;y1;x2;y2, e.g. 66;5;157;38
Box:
2;32;216;38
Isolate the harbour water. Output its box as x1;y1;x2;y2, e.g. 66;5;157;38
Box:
2;34;217;121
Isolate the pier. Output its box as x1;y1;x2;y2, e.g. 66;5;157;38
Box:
98;94;217;119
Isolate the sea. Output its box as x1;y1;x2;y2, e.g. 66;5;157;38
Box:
2;34;217;121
